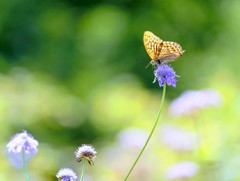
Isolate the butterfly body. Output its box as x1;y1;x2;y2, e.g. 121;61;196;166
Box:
143;31;184;65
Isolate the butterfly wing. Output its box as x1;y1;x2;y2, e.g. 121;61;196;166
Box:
158;41;185;63
143;31;185;64
143;31;163;61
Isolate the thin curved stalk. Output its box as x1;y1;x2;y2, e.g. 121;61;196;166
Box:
22;149;31;181
80;159;86;181
124;83;167;180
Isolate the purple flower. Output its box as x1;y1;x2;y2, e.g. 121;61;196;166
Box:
165;161;199;180
75;144;97;165
159;124;199;152
6;130;38;169
153;64;178;87
169;89;223;117
56;168;77;181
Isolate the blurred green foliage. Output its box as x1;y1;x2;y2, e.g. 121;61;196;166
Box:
1;0;240;180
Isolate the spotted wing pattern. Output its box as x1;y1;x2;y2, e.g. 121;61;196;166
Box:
143;31;184;64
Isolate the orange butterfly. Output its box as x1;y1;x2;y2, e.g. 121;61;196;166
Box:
143;31;185;66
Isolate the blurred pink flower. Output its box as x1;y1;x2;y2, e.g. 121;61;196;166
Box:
159;124;199;152
165;161;199;180
169;89;222;117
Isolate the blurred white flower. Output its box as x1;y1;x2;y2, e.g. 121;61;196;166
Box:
56;168;77;181
117;128;148;148
159;124;199;152
165;161;199;180
169;89;222;117
6;130;38;169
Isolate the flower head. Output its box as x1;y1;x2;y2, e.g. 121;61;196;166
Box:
6;130;38;168
153;64;178;87
56;168;77;181
169;89;222;117
165;161;199;180
75;144;97;165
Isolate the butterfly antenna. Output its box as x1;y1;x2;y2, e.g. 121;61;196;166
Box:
145;61;152;68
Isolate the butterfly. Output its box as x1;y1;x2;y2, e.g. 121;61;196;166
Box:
143;31;185;66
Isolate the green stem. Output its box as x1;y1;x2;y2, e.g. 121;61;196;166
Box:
80;159;86;181
124;83;167;181
22;149;31;181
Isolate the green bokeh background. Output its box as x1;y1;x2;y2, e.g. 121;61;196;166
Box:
1;0;240;180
